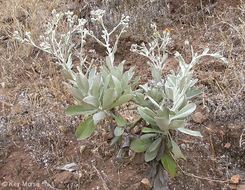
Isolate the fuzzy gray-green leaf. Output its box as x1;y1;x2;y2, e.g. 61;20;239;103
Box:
111;75;123;95
161;152;176;178
110;136;121;146
76;74;89;95
155;116;170;131
91;75;102;98
114;126;124;136
130;138;153;153
169;119;184;130
89;67;96;80
93;111;107;125
186;87;202;100
145;141;161;162
151;67;162;82
132;76;140;89
75;116;96;140
171;139;186;160
83;96;99;108
171;103;196;121
138;107;157;126
106;55;113;70
111;94;134;108
140;133;158;140
142;127;162;134
178;127;202;137
114;116;126;126
66;105;97;116
148;137;162;153
69;87;84;101
103;88;117;109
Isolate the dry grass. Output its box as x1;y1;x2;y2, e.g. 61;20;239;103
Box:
0;0;74;173
201;2;245;122
0;0;244;189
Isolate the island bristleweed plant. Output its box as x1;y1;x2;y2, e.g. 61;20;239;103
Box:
130;23;227;177
14;9;227;186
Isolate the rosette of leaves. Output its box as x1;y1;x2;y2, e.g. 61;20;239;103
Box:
65;55;135;140
131;33;227;177
131;71;201;177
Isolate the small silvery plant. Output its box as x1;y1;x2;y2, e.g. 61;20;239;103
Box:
14;9;227;187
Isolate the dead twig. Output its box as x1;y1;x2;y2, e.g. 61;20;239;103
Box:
92;165;109;190
239;130;245;148
177;163;229;183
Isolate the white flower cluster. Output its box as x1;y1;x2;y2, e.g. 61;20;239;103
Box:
91;9;106;23
130;23;171;82
86;9;130;69
13;9;88;66
13;8;131;82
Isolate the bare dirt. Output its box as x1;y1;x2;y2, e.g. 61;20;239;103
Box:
0;0;244;190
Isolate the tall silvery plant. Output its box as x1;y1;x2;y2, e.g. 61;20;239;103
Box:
130;24;227;179
14;9;136;140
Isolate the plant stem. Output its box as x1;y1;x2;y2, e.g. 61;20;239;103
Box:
128;117;142;132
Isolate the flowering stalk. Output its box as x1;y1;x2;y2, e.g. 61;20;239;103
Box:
13;10;89;80
87;9;129;70
130;23;171;82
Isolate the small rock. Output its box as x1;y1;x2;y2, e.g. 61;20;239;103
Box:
230;174;240;184
58;125;67;133
180;144;186;150
141;178;151;190
224;142;231;149
54;171;73;185
79;145;86;155
192;112;206;124
217;169;224;176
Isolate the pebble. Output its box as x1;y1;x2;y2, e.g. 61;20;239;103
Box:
192;112;206;124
